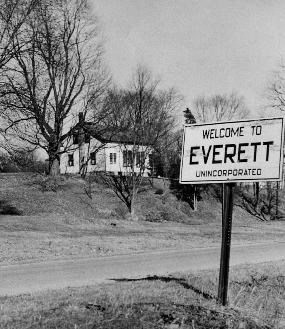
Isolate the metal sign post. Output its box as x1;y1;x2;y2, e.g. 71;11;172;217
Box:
218;183;234;305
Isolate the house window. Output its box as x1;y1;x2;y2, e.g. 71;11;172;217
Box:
136;151;145;167
148;153;154;173
68;154;74;166
110;153;117;164
90;152;96;165
123;150;133;167
73;133;79;145
148;153;153;167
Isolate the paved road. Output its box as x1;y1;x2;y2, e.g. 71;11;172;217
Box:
0;242;284;296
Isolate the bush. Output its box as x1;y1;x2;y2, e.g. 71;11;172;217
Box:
0;151;46;173
236;183;278;221
114;205;129;219
28;174;63;192
144;202;189;223
0;154;19;172
144;209;166;222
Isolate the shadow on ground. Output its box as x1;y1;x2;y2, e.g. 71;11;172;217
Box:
0;200;22;215
111;275;215;300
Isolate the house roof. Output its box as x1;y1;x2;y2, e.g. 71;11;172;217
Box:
75;122;151;146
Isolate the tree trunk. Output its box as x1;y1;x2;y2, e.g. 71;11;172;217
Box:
254;182;259;205
49;155;60;176
275;182;279;219
130;206;139;221
130;187;139;221
193;186;198;211
48;142;60;176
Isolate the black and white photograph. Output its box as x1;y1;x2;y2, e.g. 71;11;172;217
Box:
0;0;285;328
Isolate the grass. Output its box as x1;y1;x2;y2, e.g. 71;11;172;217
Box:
0;173;285;265
0;261;284;328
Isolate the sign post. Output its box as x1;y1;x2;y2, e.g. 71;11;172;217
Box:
218;183;234;305
179;117;284;306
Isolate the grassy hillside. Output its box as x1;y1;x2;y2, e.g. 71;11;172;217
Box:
0;173;285;265
0;173;251;223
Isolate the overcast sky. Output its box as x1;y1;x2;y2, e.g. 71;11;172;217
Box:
91;0;285;119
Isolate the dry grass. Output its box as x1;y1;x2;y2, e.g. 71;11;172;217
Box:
1;173;285;265
228;266;285;327
0;261;284;328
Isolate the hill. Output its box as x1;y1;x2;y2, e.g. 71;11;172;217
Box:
0;172;251;222
0;173;284;265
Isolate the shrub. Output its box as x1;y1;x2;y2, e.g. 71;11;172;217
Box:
144;209;166;222
236;183;279;221
28;174;63;192
0;154;19;172
0;151;46;173
114;205;129;219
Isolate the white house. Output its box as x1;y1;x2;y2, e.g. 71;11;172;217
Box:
60;114;153;176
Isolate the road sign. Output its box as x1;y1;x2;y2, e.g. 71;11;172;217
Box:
179;117;284;306
180;117;284;184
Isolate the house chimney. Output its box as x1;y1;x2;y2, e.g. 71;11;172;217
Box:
78;112;84;124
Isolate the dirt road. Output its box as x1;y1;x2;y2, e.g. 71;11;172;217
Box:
0;242;284;296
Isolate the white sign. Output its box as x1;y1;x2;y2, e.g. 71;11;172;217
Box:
180;118;284;184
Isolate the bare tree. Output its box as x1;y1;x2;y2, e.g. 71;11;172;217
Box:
0;0;36;141
0;0;36;68
236;182;280;221
95;66;181;219
267;61;285;113
0;0;109;175
257;62;285;219
193;92;249;123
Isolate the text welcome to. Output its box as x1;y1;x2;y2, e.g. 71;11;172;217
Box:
189;125;274;166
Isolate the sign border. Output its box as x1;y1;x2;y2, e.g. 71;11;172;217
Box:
179;117;284;184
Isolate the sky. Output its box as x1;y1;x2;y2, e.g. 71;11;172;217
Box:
91;0;285;120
